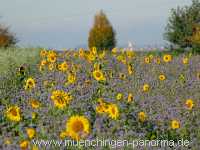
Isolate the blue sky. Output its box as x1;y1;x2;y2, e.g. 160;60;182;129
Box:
0;0;191;49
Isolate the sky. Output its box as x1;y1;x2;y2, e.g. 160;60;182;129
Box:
0;0;191;49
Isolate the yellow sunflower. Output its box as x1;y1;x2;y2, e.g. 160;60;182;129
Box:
127;64;134;75
107;103;119;120
116;93;123;101
154;57;161;64
66;115;90;141
51;90;72;109
40;49;47;57
31;112;37;120
128;93;134;103
26;128;36;139
159;74;166;81
98;50;106;59
6;106;21;122
59;61;68;72
182;57;189;64
79;48;85;58
126;50;135;59
47;51;57;63
143;84;150;92
19;140;29;150
138;111;147;122
25;78;36;90
185;99;194;110
119;73;126;80
163;54;172;63
93;70;105;81
48;63;55;71
144;57;151;64
40;60;47;66
30;99;40;109
171;120;180;129
67;73;76;84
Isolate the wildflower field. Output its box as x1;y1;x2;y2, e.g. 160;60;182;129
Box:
0;48;200;150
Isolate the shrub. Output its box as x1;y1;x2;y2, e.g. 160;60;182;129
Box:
88;10;116;51
0;24;17;48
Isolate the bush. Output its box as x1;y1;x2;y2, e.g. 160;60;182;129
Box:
0;24;17;48
164;0;200;49
88;10;116;51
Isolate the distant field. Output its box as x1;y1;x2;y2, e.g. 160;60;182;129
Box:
0;48;200;150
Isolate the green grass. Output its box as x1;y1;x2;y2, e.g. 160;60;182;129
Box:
0;47;41;74
0;47;41;100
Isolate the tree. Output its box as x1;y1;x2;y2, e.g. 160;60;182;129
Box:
164;0;200;49
88;10;116;51
189;24;200;52
0;23;17;48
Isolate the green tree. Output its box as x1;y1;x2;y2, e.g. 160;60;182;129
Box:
164;0;200;49
88;10;116;51
0;23;17;48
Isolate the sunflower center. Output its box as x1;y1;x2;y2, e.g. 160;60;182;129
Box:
95;72;101;78
10;108;17;116
72;121;84;132
112;108;116;114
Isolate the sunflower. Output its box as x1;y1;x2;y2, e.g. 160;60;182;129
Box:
163;54;172;63
26;128;36;139
30;99;40;109
59;61;68;72
143;84;150;92
96;98;109;114
159;74;166;81
182;57;189;64
126;50;135;59
154;57;161;64
66;115;90;140
6;106;21;122
144;57;151;64
25;78;36;90
99;50;106;59
128;93;134;103
119;73;126;80
48;63;55;71
40;49;47;57
20;140;29;150
31;112;37;120
171;120;180;129
40;60;47;66
107;103;119;120
47;51;57;63
87;53;95;62
92;70;105;81
138;111;147;122
127;64;134;75
67;73;76;84
185;99;194;110
79;48;85;58
51;90;72;109
91;47;97;55
116;93;123;100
